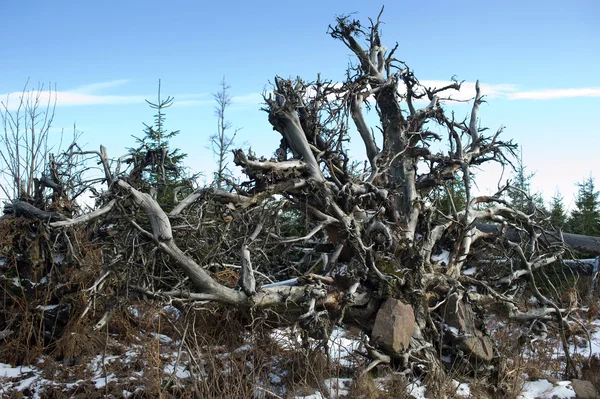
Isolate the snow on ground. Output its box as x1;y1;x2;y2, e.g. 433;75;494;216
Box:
406;380;427;399
2;316;599;398
452;380;471;397
517;380;576;399
511;316;600;362
270;327;303;349
293;378;353;399
329;327;362;368
432;250;451;265
0;343;156;397
271;325;363;369
0;363;44;397
36;304;59;311
295;392;324;399
322;378;353;398
571;318;600;358
0;363;36;378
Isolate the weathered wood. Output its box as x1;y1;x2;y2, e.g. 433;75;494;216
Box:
50;200;116;228
476;223;600;255
240;223;262;295
3;200;65;221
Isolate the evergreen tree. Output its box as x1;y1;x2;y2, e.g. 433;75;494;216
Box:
129;80;195;208
436;173;467;216
507;148;545;214
568;176;600;236
548;191;567;230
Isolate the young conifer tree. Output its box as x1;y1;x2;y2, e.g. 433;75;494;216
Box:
548;191;567;230
129;80;195;209
568;176;600;236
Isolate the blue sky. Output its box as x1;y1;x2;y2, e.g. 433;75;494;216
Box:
1;0;599;208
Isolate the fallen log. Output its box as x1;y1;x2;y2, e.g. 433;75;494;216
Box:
2;200;65;222
475;224;600;255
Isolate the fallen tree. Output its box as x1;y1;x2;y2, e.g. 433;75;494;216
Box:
2;9;595;387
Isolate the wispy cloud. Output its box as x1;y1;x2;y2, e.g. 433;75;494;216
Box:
170;92;264;108
3;78;597;113
398;80;600;102
232;93;264;106
70;79;131;94
1;79;142;110
505;87;600;100
170;93;211;107
172;99;213;107
209;82;600;108
0;80;211;110
0;90;145;110
403;80;517;102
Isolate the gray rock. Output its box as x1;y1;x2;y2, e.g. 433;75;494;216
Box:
463;335;494;362
571;379;599;399
442;295;494;362
371;298;415;353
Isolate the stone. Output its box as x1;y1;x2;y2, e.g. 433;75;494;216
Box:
570;379;599;399
371;298;415;353
442;295;494;361
442;295;471;333
463;335;494;362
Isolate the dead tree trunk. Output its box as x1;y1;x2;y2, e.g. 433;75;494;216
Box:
15;9;586;383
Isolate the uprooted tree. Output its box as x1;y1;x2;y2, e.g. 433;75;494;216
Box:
3;10;600;384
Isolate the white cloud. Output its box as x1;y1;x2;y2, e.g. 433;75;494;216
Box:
506;87;600;100
417;80;600;101
57;92;145;106
169;93;211;107
231;81;598;108
395;80;600;102
172;99;213;107
231;93;264;106
0;90;145;110
402;80;517;103
3;77;596;114
70;79;130;94
0;81;210;110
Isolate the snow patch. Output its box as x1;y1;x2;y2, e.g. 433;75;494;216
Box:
406;380;427;399
452;380;471;397
518;379;575;399
446;325;460;336
37;304;59;311
165;363;191;379
0;363;43;395
162;304;181;319
94;373;117;389
0;363;36;378
295;393;323;399
431;250;450;265
149;332;172;343
323;378;352;398
328;327;362;368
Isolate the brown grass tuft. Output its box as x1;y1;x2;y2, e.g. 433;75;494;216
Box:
582;354;600;393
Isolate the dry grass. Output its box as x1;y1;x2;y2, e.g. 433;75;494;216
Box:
582;354;600;393
346;371;412;399
178;305;332;398
3;214;599;397
0;217;106;366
